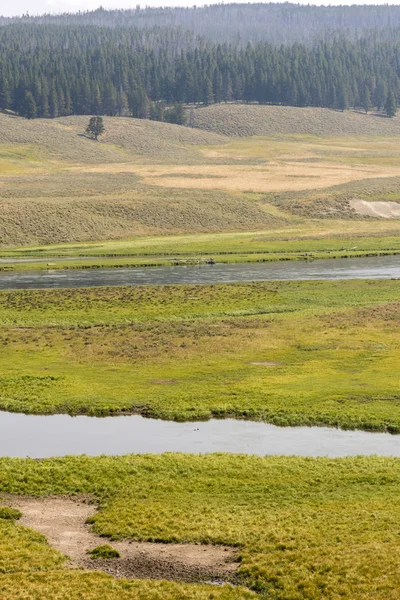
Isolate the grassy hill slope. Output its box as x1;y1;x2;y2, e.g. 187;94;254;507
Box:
2;108;400;248
190;104;400;137
0;113;285;246
0;113;227;164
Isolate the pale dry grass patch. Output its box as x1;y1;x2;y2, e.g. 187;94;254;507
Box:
128;161;400;194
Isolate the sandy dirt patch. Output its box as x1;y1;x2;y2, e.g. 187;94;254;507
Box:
350;199;400;218
5;496;238;583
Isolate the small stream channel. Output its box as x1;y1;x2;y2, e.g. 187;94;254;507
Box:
1;412;399;458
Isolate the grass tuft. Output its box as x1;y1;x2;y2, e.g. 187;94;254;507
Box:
0;507;21;520
88;544;120;559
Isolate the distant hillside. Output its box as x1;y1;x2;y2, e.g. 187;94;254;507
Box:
3;4;400;46
1;21;400;121
189;104;400;137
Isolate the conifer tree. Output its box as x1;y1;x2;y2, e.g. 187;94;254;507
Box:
49;85;59;118
164;103;186;125
0;73;11;110
92;85;102;114
337;82;349;111
24;91;37;119
384;90;397;118
85;115;105;140
362;87;372;113
375;79;387;111
149;101;164;121
116;89;129;116
203;76;214;105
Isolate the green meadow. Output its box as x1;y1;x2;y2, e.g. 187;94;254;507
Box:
1;279;399;430
3;454;400;599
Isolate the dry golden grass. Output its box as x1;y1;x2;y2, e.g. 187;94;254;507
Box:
74;134;400;203
129;160;399;194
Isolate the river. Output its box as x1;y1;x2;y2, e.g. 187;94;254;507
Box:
0;255;400;290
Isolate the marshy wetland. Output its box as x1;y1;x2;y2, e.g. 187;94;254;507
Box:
3;106;400;599
1;279;400;431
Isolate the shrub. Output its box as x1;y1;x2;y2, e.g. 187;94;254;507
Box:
88;544;120;559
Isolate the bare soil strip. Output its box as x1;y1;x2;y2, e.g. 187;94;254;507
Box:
5;496;238;583
350;199;400;218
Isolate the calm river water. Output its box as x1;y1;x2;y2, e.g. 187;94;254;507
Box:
0;255;400;290
0;412;399;458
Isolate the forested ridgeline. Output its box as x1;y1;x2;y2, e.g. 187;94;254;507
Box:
0;23;399;120
3;3;400;46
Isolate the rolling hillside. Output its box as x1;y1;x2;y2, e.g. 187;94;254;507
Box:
0;113;227;164
2;107;400;248
189;104;400;137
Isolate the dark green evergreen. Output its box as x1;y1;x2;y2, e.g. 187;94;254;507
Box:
164;103;187;125
0;18;399;120
362;87;373;114
23;91;37;119
385;90;397;118
85;116;105;140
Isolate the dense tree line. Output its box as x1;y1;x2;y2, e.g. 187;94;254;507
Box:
5;4;400;46
0;24;399;120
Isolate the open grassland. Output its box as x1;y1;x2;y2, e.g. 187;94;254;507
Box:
2;454;400;598
1;280;400;431
2;111;400;250
134;135;400;194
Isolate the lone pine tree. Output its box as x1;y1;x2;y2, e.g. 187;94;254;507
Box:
85;116;105;140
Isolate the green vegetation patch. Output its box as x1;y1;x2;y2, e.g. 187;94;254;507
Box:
0;518;64;574
0;507;21;520
88;544;120;559
0;280;400;430
2;454;400;598
4;229;400;272
0;572;252;600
